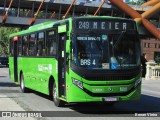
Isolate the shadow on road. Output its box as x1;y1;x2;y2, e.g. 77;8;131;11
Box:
0;66;9;68
0;82;19;87
31;90;160;114
0;76;7;77
68;94;160;114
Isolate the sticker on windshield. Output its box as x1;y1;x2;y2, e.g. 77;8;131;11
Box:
80;59;97;66
102;35;107;41
77;36;101;41
80;59;91;66
102;63;109;69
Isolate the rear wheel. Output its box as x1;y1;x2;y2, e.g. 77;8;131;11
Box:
52;83;65;107
20;74;28;93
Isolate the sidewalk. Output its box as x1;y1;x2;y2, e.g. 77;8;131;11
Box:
142;77;160;80
0;94;35;120
0;94;24;111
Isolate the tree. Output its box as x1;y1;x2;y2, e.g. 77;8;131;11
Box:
0;27;20;56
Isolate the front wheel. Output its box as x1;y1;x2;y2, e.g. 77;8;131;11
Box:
20;74;28;93
52;83;65;107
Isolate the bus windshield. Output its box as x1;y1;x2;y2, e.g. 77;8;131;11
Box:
71;32;140;70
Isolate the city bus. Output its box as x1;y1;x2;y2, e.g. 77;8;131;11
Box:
9;16;141;107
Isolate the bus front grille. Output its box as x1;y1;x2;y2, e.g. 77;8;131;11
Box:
85;75;134;81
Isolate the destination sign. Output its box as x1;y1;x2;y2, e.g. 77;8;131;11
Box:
75;19;135;30
77;36;101;41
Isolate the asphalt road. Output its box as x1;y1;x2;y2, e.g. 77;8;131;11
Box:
0;67;160;120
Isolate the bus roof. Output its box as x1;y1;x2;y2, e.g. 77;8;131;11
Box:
9;18;71;38
9;16;135;38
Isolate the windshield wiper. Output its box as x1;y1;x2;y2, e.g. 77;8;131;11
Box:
113;31;126;49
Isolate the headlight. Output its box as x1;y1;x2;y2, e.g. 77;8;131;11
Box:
134;78;141;88
72;78;83;89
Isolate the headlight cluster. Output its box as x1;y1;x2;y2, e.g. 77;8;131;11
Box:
72;78;83;89
134;78;141;88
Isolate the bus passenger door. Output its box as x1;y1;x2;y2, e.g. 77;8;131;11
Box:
58;33;67;97
13;40;18;82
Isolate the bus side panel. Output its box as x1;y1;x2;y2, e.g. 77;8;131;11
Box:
31;58;47;92
19;58;38;89
9;57;14;82
32;58;58;95
37;58;58;95
19;57;58;95
17;57;24;84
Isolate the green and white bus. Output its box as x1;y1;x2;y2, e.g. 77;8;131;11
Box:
9;16;141;107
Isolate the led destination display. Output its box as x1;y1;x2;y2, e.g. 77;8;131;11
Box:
75;19;136;30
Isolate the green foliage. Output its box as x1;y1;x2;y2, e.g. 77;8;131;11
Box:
0;27;20;56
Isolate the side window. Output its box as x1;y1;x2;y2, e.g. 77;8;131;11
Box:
29;34;36;56
22;35;28;56
46;30;57;56
18;37;22;56
37;32;45;56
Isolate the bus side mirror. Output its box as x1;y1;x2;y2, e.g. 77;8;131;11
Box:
66;40;71;54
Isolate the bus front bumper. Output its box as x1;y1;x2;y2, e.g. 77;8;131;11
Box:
66;83;141;103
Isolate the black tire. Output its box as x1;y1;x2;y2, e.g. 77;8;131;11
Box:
52;83;65;107
20;74;28;93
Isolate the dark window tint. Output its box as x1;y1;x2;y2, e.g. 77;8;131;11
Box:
18;37;22;56
46;30;57;56
29;34;36;56
10;38;14;56
22;35;28;56
37;32;45;56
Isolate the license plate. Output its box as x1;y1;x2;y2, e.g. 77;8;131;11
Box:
104;97;118;102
